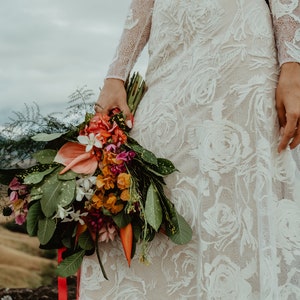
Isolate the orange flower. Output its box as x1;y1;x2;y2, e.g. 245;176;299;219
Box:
120;189;130;201
112;127;127;145
96;174;115;190
106;193;124;214
117;173;131;190
54;142;98;175
91;193;104;209
102;152;118;166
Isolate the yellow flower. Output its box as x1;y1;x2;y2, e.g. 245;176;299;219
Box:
96;174;115;190
117;173;131;190
105;193;123;214
91;193;104;209
103;151;118;165
120;189;130;201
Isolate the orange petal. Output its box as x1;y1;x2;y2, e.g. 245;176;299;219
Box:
55;142;98;174
120;223;133;267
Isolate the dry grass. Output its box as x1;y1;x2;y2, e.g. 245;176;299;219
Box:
0;184;56;289
0;227;56;289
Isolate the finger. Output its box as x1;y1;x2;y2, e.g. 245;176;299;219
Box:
278;115;298;152
289;125;300;149
275;92;286;128
118;103;133;127
94;103;104;113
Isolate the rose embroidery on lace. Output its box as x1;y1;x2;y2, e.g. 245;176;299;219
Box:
191;120;253;184
276;199;300;265
204;255;254;300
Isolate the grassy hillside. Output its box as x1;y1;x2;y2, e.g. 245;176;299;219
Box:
0;184;56;289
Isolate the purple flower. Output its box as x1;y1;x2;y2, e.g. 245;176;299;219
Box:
15;213;27;225
105;144;117;152
116;151;128;161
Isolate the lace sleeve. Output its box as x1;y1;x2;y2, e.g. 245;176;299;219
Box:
106;0;154;81
270;0;300;65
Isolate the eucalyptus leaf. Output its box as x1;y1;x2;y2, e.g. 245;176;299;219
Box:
56;249;86;277
168;211;192;245
26;201;42;236
144;183;162;231
33;149;57;164
78;230;95;251
37;217;56;245
32;132;65;142
24;167;57;185
40;170;76;217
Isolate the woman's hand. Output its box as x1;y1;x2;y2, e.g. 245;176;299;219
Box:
94;78;132;126
276;62;300;152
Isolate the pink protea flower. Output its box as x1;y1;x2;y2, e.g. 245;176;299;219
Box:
98;223;118;243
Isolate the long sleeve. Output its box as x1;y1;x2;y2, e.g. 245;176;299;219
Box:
270;0;300;65
106;0;154;81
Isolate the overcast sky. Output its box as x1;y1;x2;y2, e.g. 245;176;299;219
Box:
0;0;148;125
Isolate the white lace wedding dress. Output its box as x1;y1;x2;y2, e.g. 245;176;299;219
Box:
79;1;300;299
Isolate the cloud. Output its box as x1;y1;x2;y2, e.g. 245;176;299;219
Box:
0;0;148;124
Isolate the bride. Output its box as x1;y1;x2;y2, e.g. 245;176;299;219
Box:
80;1;300;299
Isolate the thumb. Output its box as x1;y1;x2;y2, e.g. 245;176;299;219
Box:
119;103;133;128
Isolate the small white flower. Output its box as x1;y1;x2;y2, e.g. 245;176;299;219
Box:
62;209;88;225
76;176;96;201
52;205;73;220
78;133;102;152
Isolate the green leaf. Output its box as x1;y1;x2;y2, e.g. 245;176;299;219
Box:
40;170;76;217
37;217;56;245
129;143;158;166
26;201;42;236
33;149;57;164
58;169;77;180
144;183;162;231
156;158;177;175
168;211;192;245
112;211;131;228
56;249;86;277
24;167;57;185
29;186;43;201
32;132;65;142
78;230;95;251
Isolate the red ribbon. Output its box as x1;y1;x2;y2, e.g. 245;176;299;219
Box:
76;268;81;300
58;248;68;300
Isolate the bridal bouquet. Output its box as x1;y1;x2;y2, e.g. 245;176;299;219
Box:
3;73;192;279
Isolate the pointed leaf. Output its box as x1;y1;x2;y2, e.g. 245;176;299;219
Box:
24;167;57;185
156;158;177;175
32;132;65;142
129;143;158;166
78;230;95;251
112;211;131;228
145;183;162;231
26;201;42;236
56;250;85;277
38;217;56;245
168;211;192;245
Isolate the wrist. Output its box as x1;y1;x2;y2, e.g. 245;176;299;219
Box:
105;78;125;86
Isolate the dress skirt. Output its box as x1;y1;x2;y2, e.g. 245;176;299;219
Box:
79;1;300;299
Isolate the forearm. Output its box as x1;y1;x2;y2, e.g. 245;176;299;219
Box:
269;0;300;65
106;0;154;81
